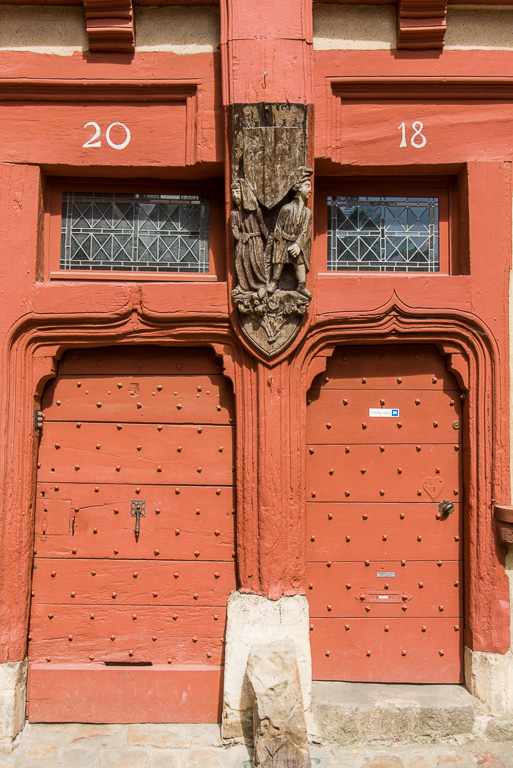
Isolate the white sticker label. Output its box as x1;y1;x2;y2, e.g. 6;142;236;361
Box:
369;408;399;418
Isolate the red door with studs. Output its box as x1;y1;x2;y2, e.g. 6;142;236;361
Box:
306;345;463;683
28;346;236;722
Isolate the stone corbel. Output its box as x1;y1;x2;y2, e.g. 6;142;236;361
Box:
32;345;60;402
397;1;448;50
494;504;513;546
83;0;135;53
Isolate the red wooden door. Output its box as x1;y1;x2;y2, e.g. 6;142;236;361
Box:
306;345;463;683
28;346;236;722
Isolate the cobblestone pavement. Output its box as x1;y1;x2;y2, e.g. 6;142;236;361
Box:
1;724;512;768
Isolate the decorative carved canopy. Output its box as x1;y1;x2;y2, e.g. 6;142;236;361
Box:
83;0;135;53
397;0;448;50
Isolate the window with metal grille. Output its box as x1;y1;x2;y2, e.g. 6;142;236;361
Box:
328;195;439;273
60;192;210;273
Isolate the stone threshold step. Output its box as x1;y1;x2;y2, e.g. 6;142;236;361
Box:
312;682;477;745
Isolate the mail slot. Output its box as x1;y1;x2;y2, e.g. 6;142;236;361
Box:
358;591;411;604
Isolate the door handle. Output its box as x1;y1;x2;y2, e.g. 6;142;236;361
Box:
130;499;146;542
438;500;454;517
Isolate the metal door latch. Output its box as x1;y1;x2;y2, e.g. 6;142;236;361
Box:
438;499;455;516
131;500;146;542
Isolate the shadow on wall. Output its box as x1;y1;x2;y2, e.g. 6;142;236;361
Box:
0;6;220;56
0;6;88;55
135;7;220;54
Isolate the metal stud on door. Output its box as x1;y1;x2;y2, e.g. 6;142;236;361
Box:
306;345;463;683
28;347;236;722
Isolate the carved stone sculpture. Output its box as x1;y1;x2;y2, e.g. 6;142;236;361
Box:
230;104;313;357
247;640;311;768
231;179;268;293
268;168;313;300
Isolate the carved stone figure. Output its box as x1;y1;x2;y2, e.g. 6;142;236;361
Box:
230;103;313;357
231;179;268;294
268;167;313;300
247;640;311;768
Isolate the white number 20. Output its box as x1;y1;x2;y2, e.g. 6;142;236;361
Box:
398;121;427;149
82;121;131;150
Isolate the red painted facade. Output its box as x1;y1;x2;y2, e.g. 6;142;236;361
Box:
0;0;511;722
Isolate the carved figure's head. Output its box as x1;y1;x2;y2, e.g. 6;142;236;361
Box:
292;166;313;200
297;179;311;202
232;178;259;211
231;181;242;207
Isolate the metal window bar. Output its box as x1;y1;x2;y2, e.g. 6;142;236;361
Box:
60;192;210;273
327;196;439;273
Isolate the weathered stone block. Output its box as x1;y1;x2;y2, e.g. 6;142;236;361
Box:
222;593;311;743
247;639;310;768
0;660;27;743
312;682;476;745
485;717;513;741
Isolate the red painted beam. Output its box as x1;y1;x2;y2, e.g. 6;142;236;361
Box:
220;0;313;105
3;0;513;6
0;0;219;4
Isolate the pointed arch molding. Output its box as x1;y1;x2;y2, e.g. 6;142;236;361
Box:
297;296;510;655
0;297;510;661
0;309;239;664
83;0;135;53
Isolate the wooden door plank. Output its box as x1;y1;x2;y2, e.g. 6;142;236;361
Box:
29;604;226;664
43;373;233;423
32;559;236;605
59;347;223;376
306;560;462;618
35;525;235;561
305;502;462;562
38;423;235;484
27;664;223;723
34;482;235;559
311;345;457;391
306;443;460;502
306;388;462;443
309;618;463;683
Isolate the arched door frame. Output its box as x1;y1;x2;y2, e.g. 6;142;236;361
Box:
0;308;242;667
294;294;510;657
0;293;509;688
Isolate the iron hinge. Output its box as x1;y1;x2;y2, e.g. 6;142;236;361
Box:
34;409;43;431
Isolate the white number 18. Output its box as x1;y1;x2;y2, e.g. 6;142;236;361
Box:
398;121;427;149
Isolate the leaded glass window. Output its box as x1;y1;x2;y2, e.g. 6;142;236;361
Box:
60;192;210;273
328;196;439;272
